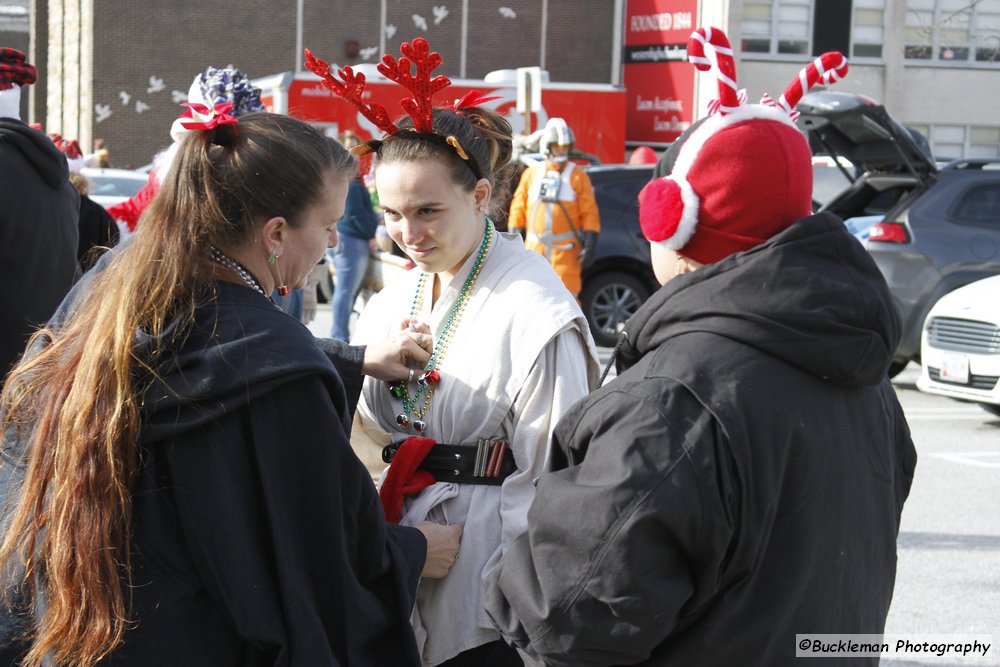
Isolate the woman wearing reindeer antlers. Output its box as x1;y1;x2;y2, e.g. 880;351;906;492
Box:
304;39;600;666
485;27;916;666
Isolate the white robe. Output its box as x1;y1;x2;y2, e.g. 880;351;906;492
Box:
353;228;599;665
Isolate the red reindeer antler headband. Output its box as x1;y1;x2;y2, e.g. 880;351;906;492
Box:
303;49;399;135
376;38;450;133
304;38;490;178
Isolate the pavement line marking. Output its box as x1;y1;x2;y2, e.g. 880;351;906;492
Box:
905;406;985;413
929;452;1000;468
903;414;994;421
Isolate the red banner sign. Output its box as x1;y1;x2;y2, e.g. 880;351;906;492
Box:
624;0;698;145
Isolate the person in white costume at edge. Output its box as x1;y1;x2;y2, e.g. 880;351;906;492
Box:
304;39;599;666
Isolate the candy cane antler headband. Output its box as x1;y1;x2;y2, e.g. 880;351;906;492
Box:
688;27;743;116
637;26;850;260
688;26;848;121
761;52;849;121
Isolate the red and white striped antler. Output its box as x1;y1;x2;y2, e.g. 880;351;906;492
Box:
304;49;399;135
688;27;741;116
762;52;849;120
377;38;451;133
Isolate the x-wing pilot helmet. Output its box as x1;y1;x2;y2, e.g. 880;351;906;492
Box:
541;117;575;164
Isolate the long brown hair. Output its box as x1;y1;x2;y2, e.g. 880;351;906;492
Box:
0;112;354;666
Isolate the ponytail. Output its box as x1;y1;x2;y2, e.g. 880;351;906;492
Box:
0;112;354;665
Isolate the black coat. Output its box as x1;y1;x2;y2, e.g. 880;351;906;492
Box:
487;213;917;666
0;118;79;380
1;281;425;665
77;194;119;271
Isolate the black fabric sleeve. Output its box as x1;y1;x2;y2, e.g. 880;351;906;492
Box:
385;523;426;596
77;195;119;272
164;374;423;664
314;338;365;416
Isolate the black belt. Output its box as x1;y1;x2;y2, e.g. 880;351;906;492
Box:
381;439;516;486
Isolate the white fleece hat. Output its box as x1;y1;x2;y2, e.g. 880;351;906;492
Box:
0;48;37;120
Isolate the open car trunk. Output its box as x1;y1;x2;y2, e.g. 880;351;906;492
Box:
796;91;939;229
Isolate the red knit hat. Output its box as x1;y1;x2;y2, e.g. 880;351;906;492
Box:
629;145;658;165
639;27;848;265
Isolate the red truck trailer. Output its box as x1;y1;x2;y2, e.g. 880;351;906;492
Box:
253;67;626;164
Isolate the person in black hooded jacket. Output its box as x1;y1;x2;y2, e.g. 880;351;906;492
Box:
0;111;461;666
486;34;916;667
0;48;79;383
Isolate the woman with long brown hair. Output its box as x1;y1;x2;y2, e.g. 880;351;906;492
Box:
0;111;458;665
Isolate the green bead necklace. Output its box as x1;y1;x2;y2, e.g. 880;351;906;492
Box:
388;218;494;433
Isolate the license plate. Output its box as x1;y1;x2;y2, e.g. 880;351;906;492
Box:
940;352;970;384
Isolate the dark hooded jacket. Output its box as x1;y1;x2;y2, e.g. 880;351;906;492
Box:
76;193;119;271
0;118;79;381
1;280;425;666
486;213;917;666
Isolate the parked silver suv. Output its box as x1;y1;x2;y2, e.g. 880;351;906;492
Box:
797;91;1000;376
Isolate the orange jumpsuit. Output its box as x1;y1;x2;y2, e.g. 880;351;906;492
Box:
507;162;600;295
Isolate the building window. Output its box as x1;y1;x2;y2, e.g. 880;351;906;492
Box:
974;3;1000;61
741;0;812;55
919;124;1000;159
853;0;886;58
905;0;1000;64
970;126;1000;157
933;124;968;159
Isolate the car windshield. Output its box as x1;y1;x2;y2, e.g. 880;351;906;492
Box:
87;175;146;198
813;163;854;206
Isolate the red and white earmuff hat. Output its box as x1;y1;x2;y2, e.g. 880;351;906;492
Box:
639;27;848;265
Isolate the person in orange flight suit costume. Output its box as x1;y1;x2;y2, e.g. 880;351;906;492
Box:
508;118;600;297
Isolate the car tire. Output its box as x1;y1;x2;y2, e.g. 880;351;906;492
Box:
980;403;1000;418
317;270;333;304
580;271;651;347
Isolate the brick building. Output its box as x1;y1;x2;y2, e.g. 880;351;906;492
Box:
24;0;1000;167
30;0;621;168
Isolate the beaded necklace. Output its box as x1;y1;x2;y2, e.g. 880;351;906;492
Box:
209;245;269;298
387;218;493;433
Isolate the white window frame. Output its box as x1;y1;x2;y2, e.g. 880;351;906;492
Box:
852;0;887;61
915;123;1000;159
905;0;1000;66
741;0;814;59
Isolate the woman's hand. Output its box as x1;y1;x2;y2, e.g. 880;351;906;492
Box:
361;319;432;382
415;521;463;579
